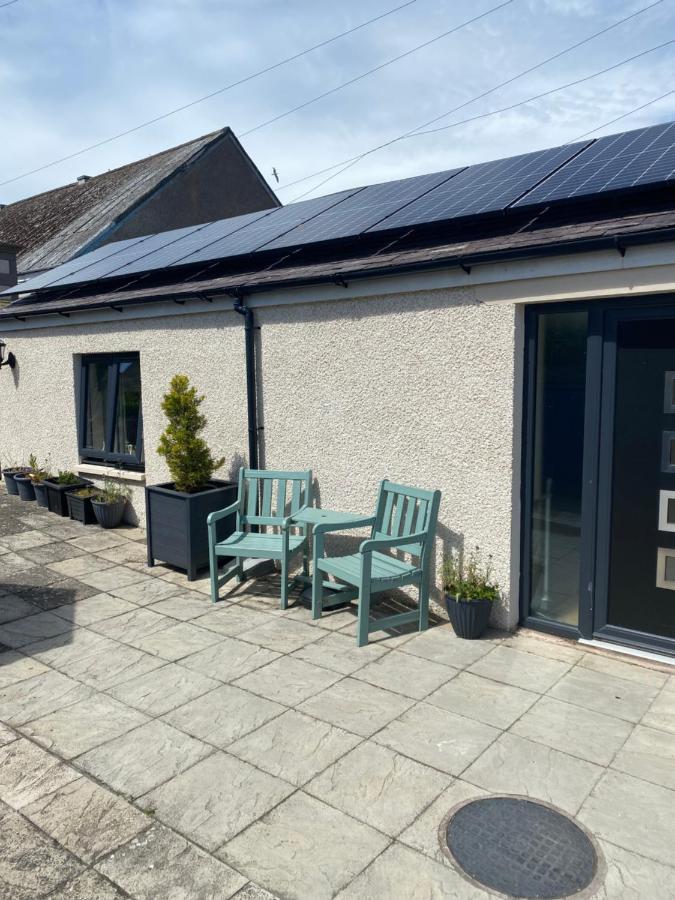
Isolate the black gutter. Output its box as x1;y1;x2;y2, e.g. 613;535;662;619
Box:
3;224;675;320
233;296;260;470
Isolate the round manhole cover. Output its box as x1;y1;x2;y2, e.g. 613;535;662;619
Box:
441;796;600;899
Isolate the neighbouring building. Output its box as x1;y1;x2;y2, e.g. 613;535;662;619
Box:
0;127;279;280
2;120;675;660
0;243;17;293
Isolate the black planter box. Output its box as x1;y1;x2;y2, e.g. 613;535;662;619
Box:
66;492;98;525
445;595;493;640
44;478;91;517
146;479;237;581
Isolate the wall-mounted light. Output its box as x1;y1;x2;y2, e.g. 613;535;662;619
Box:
0;340;16;370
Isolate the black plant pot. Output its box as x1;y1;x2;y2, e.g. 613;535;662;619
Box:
14;475;36;502
33;482;49;508
92;498;127;529
66;492;98;525
445;595;493;640
3;468;29;496
146;479;237;581
44;478;91;517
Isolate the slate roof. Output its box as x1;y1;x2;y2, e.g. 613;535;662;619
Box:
3;204;674;321
0;128;261;274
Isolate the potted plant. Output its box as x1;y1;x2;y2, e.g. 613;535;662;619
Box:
66;486;99;525
91;479;130;529
443;546;499;640
44;470;91;517
146;374;237;580
29;458;53;508
2;462;30;496
14;454;39;501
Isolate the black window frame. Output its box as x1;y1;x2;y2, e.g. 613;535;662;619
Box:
78;352;144;469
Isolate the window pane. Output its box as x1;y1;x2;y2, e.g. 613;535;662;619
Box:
85;362;109;450
529;311;588;628
113;359;142;457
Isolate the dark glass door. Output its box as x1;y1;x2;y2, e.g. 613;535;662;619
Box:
605;317;675;640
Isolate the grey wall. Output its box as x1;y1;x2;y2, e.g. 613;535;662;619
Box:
104;134;279;245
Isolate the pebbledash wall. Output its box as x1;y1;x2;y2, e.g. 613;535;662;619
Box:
3;244;674;630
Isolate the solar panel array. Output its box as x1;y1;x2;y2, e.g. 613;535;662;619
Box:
7;119;675;299
261;169;463;250
514;121;675;208
368;142;590;232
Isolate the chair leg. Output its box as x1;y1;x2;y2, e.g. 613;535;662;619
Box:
209;545;219;605
311;532;324;620
418;576;430;633
236;557;245;584
357;581;371;648
280;553;289;610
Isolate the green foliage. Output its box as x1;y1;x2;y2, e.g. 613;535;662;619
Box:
74;487;99;499
56;470;80;485
28;455;52;484
442;545;499;602
93;478;131;505
157;374;224;493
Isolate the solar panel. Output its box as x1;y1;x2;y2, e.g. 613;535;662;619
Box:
261;169;464;250
368;142;590;231
514;122;675;207
5;235;149;295
51;223;210;287
172;188;362;266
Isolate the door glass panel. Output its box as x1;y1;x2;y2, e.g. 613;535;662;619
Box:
529;311;588;627
607;318;675;638
113;359;142;457
85;362;109;450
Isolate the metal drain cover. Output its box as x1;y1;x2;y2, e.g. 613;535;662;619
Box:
442;797;598;899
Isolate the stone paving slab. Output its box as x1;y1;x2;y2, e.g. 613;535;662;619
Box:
141;752;294;851
220;791;390;900
306;740;451;836
96;823;247;899
0;491;673;898
21;692;149;758
0;801;84;899
23;775;150;864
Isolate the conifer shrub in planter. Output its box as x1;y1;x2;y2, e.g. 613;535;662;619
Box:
146;375;237;580
443;546;499;640
66;487;99;525
44;471;91;517
91;480;131;529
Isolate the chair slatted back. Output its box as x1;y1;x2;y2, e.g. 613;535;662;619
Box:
236;468;312;530
372;479;441;562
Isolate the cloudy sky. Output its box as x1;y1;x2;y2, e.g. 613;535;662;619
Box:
1;0;673;205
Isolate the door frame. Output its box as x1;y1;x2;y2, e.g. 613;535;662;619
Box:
521;293;675;656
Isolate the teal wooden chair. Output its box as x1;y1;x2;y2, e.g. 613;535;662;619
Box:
207;468;312;607
312;480;441;646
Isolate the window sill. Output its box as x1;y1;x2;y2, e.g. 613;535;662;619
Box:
77;463;146;484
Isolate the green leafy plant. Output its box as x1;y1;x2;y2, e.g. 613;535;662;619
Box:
56;471;80;485
157;374;224;493
442;546;499;602
28;455;52;484
73;487;99;499
92;478;131;505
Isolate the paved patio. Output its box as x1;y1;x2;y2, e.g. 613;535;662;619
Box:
0;488;674;899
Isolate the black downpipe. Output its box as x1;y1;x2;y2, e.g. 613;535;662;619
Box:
233;299;259;471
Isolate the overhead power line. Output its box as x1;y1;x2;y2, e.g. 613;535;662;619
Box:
238;0;516;138
0;0;420;188
279;0;664;199
568;88;675;141
0;0;20;8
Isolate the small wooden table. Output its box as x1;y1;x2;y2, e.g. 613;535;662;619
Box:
290;507;370;609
